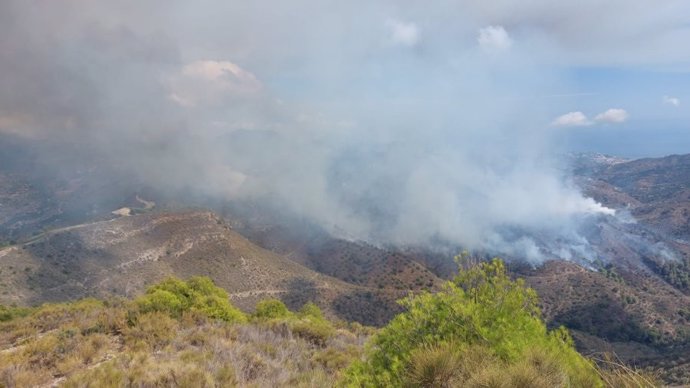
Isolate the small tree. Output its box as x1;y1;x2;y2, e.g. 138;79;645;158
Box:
298;302;324;320
342;258;601;387
253;299;291;320
135;276;246;323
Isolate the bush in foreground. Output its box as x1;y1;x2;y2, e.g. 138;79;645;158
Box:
341;259;622;387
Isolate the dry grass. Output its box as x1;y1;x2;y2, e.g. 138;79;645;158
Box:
592;353;660;388
0;296;367;388
401;344;657;388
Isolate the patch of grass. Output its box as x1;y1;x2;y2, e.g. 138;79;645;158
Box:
1;276;367;387
0;305;33;322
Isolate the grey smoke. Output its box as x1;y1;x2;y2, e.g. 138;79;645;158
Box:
2;0;687;261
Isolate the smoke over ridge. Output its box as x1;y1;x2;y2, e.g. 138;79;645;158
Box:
4;0;685;262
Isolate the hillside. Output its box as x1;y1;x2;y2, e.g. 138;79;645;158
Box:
221;194;690;383
0;277;372;387
0;210;405;326
0;265;655;388
236;222;442;292
577;153;690;240
516;260;690;383
574;154;690;296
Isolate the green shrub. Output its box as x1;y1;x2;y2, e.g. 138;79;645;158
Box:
299;302;325;320
194;295;246;323
341;258;602;387
135;276;246;323
253;299;291;320
136;289;184;316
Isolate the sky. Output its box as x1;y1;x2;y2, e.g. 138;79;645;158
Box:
557;68;690;157
1;0;690;260
175;0;690;158
2;1;689;155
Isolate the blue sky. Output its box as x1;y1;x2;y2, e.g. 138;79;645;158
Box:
546;67;689;157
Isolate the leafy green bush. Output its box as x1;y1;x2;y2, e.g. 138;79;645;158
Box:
253;299;336;346
299;302;325;320
342;259;602;387
253;298;292;320
135;276;246;323
136;289;184;316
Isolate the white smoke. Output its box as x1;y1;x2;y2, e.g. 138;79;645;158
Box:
4;0;681;262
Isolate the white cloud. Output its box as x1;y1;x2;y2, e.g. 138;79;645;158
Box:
386;19;420;47
477;25;512;52
169;60;262;107
551;111;591;127
181;60;259;84
594;108;628;123
553;108;629;127
663;95;680;107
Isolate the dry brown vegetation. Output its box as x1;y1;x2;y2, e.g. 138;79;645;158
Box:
0;280;371;388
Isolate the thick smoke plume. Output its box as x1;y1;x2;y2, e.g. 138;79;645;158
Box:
2;1;686;262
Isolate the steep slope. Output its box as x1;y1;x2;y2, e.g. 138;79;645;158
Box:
574;153;690;295
0;210;405;325
222;207;444;293
579;153;690;240
252;230;441;291
303;239;440;291
518;260;690;344
518;260;690;384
